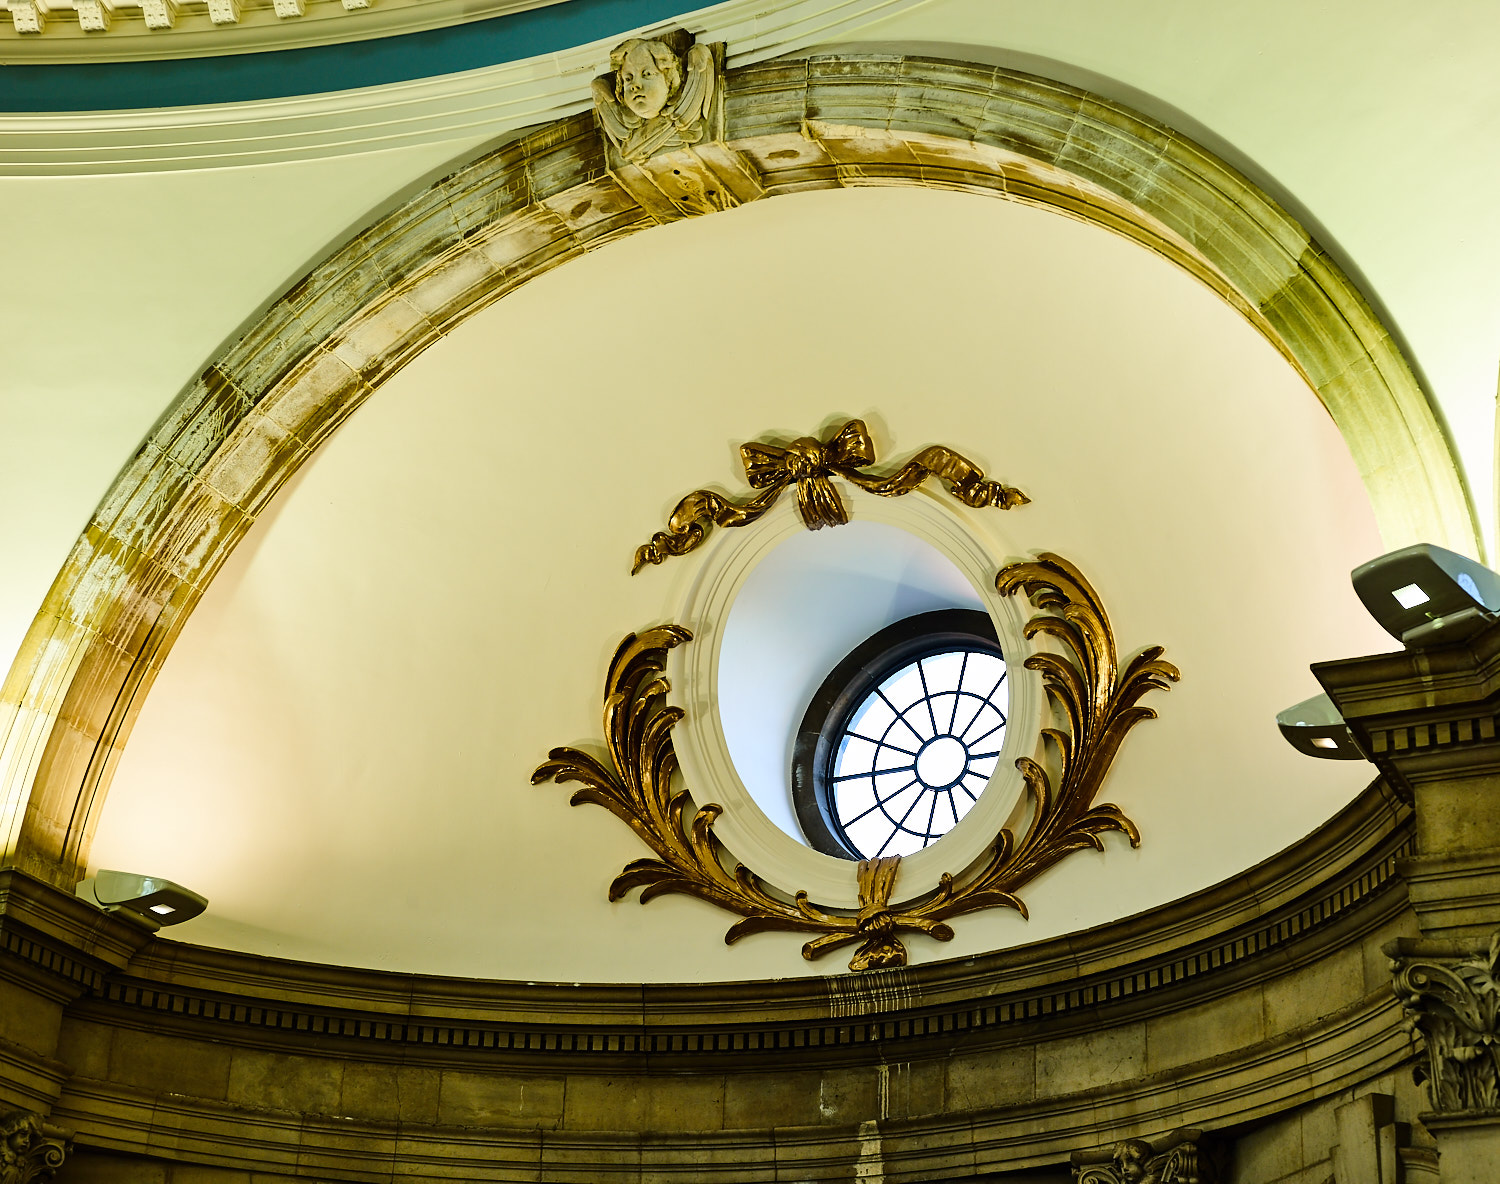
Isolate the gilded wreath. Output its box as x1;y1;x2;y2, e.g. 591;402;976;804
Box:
530;421;1178;971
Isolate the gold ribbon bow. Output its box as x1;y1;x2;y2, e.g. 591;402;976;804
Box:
632;418;1028;573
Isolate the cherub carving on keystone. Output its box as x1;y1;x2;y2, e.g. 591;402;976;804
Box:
591;33;717;165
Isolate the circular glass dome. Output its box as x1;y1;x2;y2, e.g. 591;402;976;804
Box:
793;609;1007;859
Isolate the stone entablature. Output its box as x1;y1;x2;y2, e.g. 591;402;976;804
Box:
0;783;1419;1179
1319;618;1500;942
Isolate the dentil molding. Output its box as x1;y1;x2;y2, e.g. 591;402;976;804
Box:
1;0;558;56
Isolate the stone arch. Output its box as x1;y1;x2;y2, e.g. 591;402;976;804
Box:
0;54;1475;886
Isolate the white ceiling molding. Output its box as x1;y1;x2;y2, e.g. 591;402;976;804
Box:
0;1;564;56
0;0;929;174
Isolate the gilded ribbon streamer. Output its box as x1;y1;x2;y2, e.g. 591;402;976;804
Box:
631;419;1028;573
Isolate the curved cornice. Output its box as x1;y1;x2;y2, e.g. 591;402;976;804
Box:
5;782;1418;1177
0;55;1476;916
69;782;1412;1036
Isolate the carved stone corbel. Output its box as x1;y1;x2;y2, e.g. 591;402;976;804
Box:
0;1111;73;1184
1387;930;1500;1113
1070;1128;1224;1184
590;29;764;220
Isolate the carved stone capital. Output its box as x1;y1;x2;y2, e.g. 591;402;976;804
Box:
1070;1128;1223;1184
0;1111;73;1184
1388;931;1500;1114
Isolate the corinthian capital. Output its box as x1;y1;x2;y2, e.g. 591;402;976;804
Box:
1389;931;1500;1113
0;1111;73;1184
1070;1128;1222;1183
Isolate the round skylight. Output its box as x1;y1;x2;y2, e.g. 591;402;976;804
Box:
829;645;1008;858
792;609;1007;860
676;497;1040;909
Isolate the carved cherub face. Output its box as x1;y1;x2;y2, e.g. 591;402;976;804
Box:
614;40;680;120
1111;1140;1155;1183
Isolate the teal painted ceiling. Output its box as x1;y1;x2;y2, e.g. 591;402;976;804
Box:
0;0;682;110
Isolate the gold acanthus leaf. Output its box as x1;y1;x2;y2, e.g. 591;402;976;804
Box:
530;553;1177;971
530;628;950;971
631;419;1029;573
894;554;1182;936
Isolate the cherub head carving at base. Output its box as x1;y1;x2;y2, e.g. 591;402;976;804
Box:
1112;1139;1161;1184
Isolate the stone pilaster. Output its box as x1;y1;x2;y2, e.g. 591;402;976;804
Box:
1316;618;1500;1179
1315;619;1500;940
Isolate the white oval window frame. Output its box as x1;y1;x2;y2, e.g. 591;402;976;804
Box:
666;490;1043;909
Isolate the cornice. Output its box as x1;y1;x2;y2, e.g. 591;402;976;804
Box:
1316;619;1500;722
40;782;1414;1065
0;868;155;1001
1316;621;1500;804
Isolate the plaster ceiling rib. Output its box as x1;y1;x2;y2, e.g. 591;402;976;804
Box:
0;55;1474;892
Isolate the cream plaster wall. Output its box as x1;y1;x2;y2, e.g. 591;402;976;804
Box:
0;141;494;698
87;187;1394;982
853;0;1500;555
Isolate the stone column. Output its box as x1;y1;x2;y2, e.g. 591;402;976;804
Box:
1316;619;1500;1181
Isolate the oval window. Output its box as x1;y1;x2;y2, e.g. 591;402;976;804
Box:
792;609;1008;860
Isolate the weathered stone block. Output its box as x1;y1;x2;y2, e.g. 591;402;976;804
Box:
1264;948;1364;1036
110;1029;231;1101
1036;1024;1145;1098
53;1017;112;1080
225;1049;342;1114
437;1070;563;1128
945;1043;1035;1111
